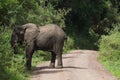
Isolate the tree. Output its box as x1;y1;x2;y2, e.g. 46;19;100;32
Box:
0;0;67;28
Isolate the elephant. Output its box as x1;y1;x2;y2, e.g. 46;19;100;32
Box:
10;23;67;70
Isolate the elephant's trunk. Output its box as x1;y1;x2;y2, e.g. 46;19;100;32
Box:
10;32;18;54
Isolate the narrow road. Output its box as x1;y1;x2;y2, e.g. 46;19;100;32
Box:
31;50;117;80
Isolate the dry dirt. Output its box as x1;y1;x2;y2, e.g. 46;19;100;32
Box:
31;50;117;80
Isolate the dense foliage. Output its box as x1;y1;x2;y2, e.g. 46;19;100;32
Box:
53;0;120;49
0;0;120;79
99;25;120;78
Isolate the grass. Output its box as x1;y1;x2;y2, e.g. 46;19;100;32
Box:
100;60;120;79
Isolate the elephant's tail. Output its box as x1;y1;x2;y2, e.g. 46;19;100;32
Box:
64;35;68;49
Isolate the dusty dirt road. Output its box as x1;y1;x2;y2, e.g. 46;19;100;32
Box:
31;50;117;80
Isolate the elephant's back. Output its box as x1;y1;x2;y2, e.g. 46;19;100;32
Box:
39;24;59;32
39;24;66;38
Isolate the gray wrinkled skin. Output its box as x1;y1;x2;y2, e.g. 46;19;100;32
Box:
10;23;67;70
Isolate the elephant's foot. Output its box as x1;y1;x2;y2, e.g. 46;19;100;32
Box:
26;65;31;70
56;65;63;69
26;62;32;70
26;67;31;71
49;63;55;68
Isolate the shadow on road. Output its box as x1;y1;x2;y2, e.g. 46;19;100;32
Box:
33;69;64;75
33;66;87;71
32;66;88;76
63;66;88;69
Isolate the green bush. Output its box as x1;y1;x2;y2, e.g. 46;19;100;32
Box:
99;26;120;78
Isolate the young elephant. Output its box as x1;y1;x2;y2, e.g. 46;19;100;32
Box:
10;23;67;70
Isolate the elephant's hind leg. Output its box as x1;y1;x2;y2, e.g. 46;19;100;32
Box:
49;52;56;68
56;42;64;68
56;51;63;68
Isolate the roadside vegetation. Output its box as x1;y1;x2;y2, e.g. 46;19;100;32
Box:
0;0;120;79
99;25;120;78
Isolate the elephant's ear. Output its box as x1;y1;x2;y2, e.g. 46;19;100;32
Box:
23;23;39;44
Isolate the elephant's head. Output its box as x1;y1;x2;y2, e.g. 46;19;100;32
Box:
10;23;39;54
10;25;26;54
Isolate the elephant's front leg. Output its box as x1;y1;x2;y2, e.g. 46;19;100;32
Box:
49;52;56;68
26;42;34;70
